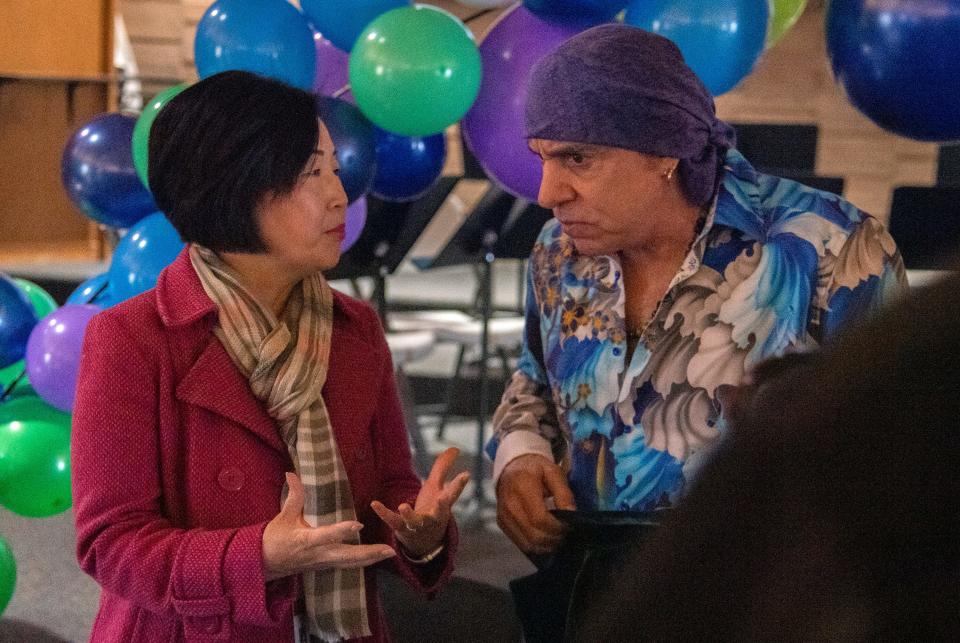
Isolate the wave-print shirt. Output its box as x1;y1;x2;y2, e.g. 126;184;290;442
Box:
488;149;907;512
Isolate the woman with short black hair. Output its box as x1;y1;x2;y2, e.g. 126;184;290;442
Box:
148;70;319;254
72;70;468;643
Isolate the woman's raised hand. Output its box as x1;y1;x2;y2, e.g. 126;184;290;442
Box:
371;447;470;558
261;472;395;581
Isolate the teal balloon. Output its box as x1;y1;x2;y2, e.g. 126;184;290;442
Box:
0;537;14;616
194;0;317;90
0;403;72;517
349;5;481;136
13;279;57;319
624;0;769;95
67;272;119;308
108;212;185;302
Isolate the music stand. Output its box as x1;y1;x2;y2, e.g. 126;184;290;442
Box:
937;144;960;188
325;176;460;319
413;183;552;508
888;186;960;270
731;122;818;175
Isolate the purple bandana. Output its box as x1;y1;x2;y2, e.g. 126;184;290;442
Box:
524;24;735;206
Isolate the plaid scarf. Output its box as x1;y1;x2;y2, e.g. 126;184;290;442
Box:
189;245;370;641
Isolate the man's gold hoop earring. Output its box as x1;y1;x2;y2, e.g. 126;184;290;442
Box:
663;166;676;181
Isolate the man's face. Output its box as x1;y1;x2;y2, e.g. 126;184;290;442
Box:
529;138;676;256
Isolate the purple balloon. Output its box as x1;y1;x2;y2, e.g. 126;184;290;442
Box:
462;6;582;201
25;304;101;412
313;32;354;104
341;196;367;252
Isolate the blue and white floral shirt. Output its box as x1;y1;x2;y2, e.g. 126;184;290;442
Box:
489;150;907;512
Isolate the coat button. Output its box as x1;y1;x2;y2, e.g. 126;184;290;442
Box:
355;444;369;461
217;466;244;491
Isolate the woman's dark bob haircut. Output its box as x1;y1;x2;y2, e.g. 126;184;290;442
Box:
148;70;319;253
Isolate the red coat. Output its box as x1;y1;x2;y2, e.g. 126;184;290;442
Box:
72;250;456;642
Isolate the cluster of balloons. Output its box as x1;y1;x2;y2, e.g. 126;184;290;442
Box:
9;125;195;524
60;109;188;301
191;0;458;209
0;275;76;521
165;0;822;214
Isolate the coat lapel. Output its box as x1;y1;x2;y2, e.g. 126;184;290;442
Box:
157;250;286;455
175;335;288;455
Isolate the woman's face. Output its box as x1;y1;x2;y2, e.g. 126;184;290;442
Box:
255;121;348;275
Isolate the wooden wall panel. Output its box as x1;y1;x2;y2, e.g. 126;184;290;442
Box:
120;0;185;98
130;41;184;80
122;0;182;42
0;81;108;245
0;1;114;258
0;1;114;78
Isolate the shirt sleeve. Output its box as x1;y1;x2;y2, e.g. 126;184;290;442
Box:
486;257;565;484
818;215;910;342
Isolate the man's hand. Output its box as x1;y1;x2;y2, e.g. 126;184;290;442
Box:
496;454;576;554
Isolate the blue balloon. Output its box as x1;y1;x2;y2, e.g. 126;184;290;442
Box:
371;128;445;202
195;0;316;91
108;213;185;302
67;272;120;309
523;0;628;27
625;0;769;95
61;113;158;229
301;0;408;52
827;0;960;142
316;96;377;203
0;274;38;370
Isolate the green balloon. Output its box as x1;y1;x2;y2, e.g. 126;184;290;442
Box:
132;83;190;188
349;5;481;136
0;537;14;616
0;361;32;401
767;0;807;46
13;278;57;319
0;406;72;517
0;396;71;428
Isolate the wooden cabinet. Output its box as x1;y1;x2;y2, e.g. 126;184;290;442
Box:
1;1;113;78
0;0;116;260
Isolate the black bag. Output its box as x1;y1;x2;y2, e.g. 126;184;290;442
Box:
508;510;667;643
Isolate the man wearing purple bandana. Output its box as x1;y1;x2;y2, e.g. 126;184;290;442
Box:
486;23;906;641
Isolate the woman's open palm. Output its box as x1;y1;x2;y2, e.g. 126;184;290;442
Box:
371;447;470;558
